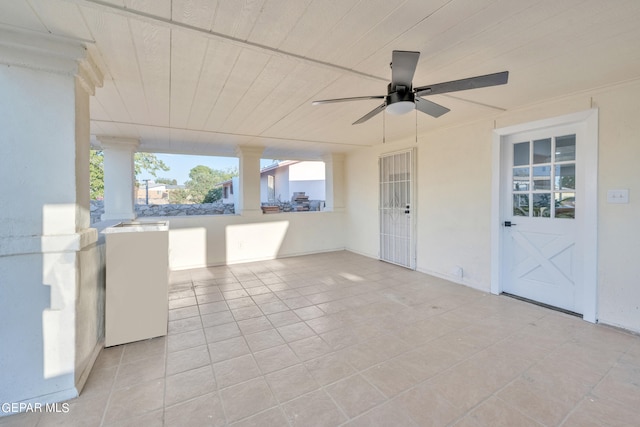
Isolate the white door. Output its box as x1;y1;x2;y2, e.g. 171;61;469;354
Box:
380;149;415;269
502;125;582;313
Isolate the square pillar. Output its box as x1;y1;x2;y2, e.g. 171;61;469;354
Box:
235;146;264;216
323;153;346;212
0;27;104;411
97;136;139;221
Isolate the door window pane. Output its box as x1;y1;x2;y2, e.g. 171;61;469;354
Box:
513;167;530;191
513;179;529;191
513;194;529;216
510;134;576;221
513;142;530;166
533;166;551;177
555;164;575;190
555;135;576;161
533;194;551;217
533;165;551;190
513;167;530;177
555;192;575;219
533;179;551;190
533;138;552;164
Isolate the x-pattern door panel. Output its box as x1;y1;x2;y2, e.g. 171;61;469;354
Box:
509;229;576;309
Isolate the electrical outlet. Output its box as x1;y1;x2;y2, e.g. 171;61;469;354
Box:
607;189;629;204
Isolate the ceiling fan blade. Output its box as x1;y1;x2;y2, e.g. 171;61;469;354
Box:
415;71;509;97
353;103;386;125
312;95;385;105
391;50;420;89
415;97;450;118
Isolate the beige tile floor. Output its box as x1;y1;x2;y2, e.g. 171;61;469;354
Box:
2;251;640;426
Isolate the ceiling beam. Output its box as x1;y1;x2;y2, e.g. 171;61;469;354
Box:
90;119;372;148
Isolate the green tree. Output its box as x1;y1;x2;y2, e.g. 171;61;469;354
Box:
134;152;169;177
89;150;170;200
89;150;104;200
168;188;190;204
185;165;216;203
214;166;238;183
185;165;237;203
203;187;223;203
156;177;177;185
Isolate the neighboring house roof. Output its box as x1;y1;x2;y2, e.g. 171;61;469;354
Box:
260;160;298;175
215;178;236;187
139;182;185;190
215;160;316;186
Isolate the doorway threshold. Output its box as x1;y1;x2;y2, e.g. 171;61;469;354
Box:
501;292;582;318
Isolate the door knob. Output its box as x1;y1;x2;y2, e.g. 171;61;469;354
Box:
504;221;517;227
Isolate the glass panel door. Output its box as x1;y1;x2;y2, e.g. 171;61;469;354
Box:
502;125;581;314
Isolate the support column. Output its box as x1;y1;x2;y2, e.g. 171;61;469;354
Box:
0;27;104;410
235;146;264;216
98;136;139;221
323;153;346;212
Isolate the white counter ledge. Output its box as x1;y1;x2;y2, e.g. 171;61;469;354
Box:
101;221;169;233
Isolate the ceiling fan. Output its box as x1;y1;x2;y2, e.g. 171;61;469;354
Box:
312;50;508;125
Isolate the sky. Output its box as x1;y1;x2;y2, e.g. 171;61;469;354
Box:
136;153;276;185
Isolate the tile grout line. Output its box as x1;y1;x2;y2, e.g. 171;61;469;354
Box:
230;268;295;426
556;344;628;426
439;312;594;426
368;310;552;426
160;280;177;426
233;268;352;425
98;342;126;427
194;279;230;426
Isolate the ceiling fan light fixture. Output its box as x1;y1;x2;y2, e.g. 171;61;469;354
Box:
311;51;508;125
385;100;415;115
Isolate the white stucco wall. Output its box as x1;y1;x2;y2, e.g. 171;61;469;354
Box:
75;242;105;389
345;151;379;259
345;79;640;333
290;180;325;201
589;82;640;332
260;162;327;202
289;161;325;181
221;177;239;205
273;167;289;202
167;212;345;270
289;161;326;200
74;78;106;393
260;166;289;203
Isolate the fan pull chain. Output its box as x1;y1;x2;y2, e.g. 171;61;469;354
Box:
415;108;418;144
383;110;386;144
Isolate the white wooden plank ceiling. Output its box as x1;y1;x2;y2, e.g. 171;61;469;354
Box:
2;0;640;159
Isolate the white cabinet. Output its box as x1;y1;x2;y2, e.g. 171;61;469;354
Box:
103;221;169;347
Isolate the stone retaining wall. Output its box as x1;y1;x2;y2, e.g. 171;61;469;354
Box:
90;200;235;224
261;200;324;213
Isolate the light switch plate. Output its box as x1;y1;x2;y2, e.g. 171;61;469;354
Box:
607;189;629;204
